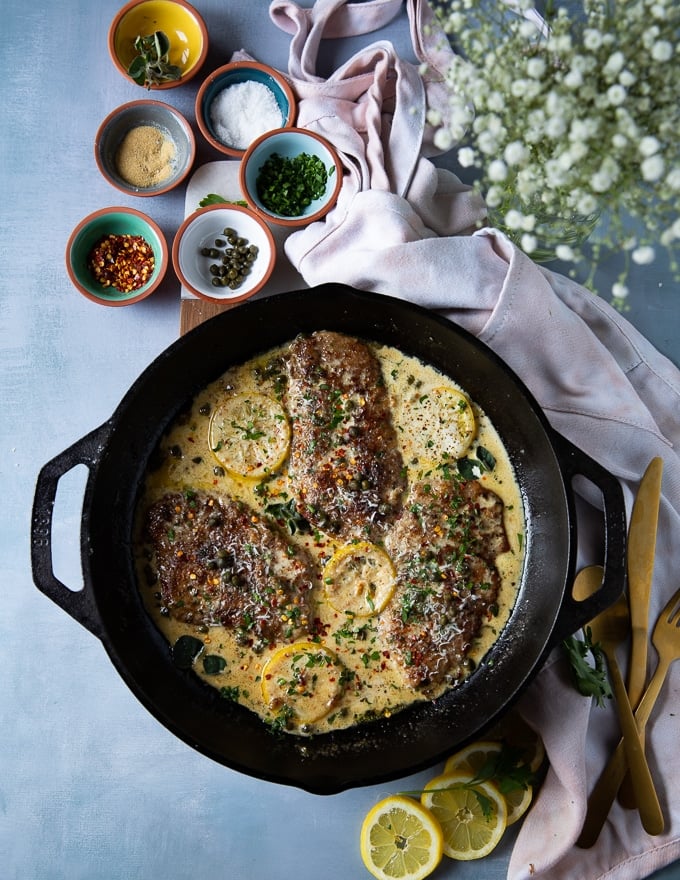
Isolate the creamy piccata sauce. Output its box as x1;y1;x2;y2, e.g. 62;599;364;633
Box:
134;340;525;736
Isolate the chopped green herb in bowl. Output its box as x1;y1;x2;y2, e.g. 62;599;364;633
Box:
240;128;343;227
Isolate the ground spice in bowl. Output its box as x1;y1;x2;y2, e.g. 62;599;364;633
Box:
114;125;176;188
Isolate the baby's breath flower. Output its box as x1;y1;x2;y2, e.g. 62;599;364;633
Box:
488;159;508;182
521;233;538;253
641;155;665;182
457;146;476;168
639;136;661;157
651;40;673;62
428;0;679;300
603;51;625;79
606;84;627;106
556;244;576;261
503;141;529;166
632;246;656;265
504;209;525;230
583;28;603;50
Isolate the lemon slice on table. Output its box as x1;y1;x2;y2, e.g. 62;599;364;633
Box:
323;541;396;617
399;385;477;465
209;392;290;479
488;711;546;773
260;642;343;726
360;795;444;880
421;770;507;860
444;740;533;826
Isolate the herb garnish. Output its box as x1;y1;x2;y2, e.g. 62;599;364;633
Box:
458;445;496;480
265;498;311;535
563;626;612;706
127;31;182;89
401;744;536;818
198;193;249;208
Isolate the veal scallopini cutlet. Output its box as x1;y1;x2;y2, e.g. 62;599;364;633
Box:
382;476;509;688
284;331;406;541
144;490;314;647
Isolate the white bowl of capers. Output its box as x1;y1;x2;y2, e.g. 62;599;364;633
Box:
172;204;276;303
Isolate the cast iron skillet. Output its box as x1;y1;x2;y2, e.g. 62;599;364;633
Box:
31;285;626;795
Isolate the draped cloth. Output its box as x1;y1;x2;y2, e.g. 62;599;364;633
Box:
237;2;680;875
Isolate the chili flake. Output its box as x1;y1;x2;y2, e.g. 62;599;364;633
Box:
87;233;155;292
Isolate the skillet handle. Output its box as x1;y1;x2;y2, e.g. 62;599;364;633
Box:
31;423;111;640
549;432;627;644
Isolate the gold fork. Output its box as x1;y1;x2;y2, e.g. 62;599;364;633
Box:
577;585;680;848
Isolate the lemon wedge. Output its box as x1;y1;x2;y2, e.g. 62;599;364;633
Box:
260;642;343;726
444;740;533;826
399;385;476;465
421;770;507;860
209;392;290;479
360;795;444;880
323;541;396;617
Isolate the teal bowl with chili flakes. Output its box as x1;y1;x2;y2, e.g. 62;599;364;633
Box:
66;207;168;306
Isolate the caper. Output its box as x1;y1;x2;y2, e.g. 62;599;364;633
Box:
209;264;220;276
223;227;236;237
215;238;226;247
211;277;222;287
201;247;211;256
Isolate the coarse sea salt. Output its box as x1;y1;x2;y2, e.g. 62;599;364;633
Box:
209;81;284;150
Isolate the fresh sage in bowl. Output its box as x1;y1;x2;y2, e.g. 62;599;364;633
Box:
128;31;182;89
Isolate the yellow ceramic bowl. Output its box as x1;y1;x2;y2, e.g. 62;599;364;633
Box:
109;0;208;90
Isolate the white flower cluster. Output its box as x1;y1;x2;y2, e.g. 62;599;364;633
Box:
429;0;679;298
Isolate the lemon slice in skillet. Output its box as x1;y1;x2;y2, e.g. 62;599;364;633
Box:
399;385;476;465
209;392;290;479
360;795;444;880
323;541;396;617
260;642;344;726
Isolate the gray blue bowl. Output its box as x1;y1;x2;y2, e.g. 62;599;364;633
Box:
95;100;196;196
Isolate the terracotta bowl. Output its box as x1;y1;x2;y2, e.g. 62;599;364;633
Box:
66;207;168;306
240;128;343;227
195;60;297;158
172;204;276;304
95;100;196;197
108;0;208;89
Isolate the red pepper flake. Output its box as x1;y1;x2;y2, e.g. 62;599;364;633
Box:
87;233;155;293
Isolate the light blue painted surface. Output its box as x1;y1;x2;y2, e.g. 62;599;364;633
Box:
1;2;679;879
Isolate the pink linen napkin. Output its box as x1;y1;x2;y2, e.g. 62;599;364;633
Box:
247;2;680;877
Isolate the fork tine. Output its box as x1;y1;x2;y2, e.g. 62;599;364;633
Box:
658;587;680;627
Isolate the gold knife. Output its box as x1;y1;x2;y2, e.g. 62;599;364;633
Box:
619;456;663;808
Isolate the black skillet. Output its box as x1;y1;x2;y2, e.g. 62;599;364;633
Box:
31;285;626;795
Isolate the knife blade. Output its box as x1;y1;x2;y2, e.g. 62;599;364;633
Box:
619;456;663;808
627;457;663;705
